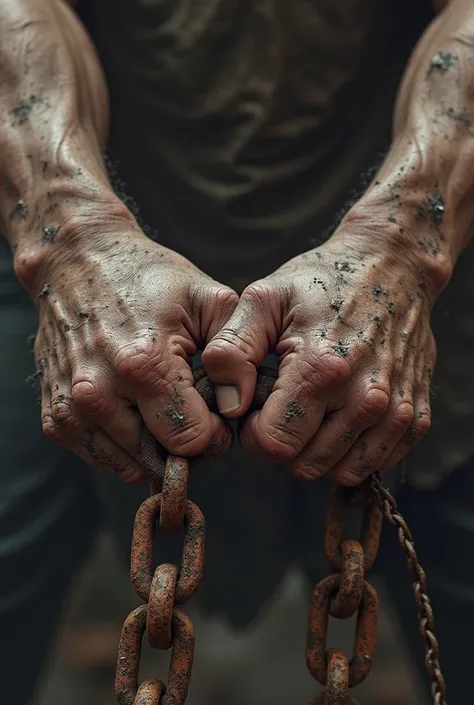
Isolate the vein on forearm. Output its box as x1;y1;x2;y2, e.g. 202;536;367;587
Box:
350;0;474;290
0;0;110;252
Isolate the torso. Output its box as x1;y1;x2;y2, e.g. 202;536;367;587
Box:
80;0;429;289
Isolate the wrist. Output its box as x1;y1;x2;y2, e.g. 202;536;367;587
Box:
336;139;460;298
8;139;142;293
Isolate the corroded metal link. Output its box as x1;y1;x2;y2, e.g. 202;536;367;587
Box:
247;366;278;410
323;649;350;704
134;680;166;705
130;495;206;604
116;605;194;705
324;486;383;572
116;605;150;705
329;540;364;620
307;695;358;705
160;456;189;534
161;610;195;705
117;369;447;705
306;574;379;688
371;473;447;705
147;563;178;650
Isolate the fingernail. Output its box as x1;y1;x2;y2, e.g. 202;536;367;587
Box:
215;385;241;414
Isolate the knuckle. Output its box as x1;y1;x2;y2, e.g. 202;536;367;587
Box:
41;414;63;443
390;401;415;433
164;420;213;456
212;285;239;312
51;399;77;427
202;336;243;365
252;427;300;461
299;352;351;394
355;386;390;423
408;411;432;442
241;281;273;309
72;378;107;413
42;398;81;441
204;326;260;366
114;342;166;385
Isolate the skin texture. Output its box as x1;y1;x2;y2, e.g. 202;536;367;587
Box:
202;0;474;485
0;0;237;481
33;230;237;481
1;0;473;485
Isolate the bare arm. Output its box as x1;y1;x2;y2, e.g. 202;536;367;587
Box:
0;0;129;291
0;0;237;480
343;0;474;295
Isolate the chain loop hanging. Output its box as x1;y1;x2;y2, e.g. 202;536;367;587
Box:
114;369;447;705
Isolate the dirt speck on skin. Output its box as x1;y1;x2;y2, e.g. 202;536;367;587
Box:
37;283;52;298
10;199;28;220
330;296;344;312
443;107;471;128
164;405;186;426
313;277;328;292
426;192;445;226
428;51;456;76
41;225;59;244
283;401;306;421
343;431;357;442
332;341;349;357
334;260;355;274
9;94;41;126
372;284;383;299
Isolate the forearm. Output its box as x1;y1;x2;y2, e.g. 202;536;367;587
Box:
342;0;474;294
0;0;130;291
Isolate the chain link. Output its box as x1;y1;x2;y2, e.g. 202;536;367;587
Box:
115;369;447;705
370;472;447;705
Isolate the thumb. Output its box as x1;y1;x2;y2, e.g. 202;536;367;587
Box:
202;283;280;417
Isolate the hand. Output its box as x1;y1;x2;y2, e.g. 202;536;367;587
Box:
202;230;436;485
34;221;238;482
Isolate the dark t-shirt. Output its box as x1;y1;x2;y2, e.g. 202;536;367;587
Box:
79;0;474;489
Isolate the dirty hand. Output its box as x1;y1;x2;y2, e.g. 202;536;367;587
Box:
202;227;437;486
33;222;238;482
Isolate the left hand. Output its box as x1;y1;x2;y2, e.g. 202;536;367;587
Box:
202;229;436;485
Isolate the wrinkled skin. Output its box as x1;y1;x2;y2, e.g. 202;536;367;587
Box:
34;223;238;482
203;227;436;486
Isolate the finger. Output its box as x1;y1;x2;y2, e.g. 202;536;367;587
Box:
41;383;143;481
329;387;415;486
71;374;143;458
288;379;390;481
381;360;433;471
240;348;352;463
202;282;281;417
192;281;239;342
114;340;228;457
75;427;144;482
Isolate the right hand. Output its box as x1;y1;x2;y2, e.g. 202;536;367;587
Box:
31;220;238;482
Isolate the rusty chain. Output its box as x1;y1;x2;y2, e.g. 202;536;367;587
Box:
115;368;446;705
